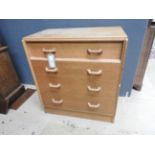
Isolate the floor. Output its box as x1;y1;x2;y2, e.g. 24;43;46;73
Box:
0;59;155;135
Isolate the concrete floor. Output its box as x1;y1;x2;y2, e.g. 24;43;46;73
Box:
0;59;155;135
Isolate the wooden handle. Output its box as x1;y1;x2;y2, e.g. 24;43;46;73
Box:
42;48;56;54
87;69;102;76
88;102;100;109
87;49;103;55
87;86;101;92
45;67;58;73
52;99;63;105
49;83;61;89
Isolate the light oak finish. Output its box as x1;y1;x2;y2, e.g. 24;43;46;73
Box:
45;108;114;122
26;42;122;59
30;59;121;116
22;27;128;122
23;27;127;41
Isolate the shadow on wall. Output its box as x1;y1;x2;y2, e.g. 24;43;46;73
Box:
0;19;148;96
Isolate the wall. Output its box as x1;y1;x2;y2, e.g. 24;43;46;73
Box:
0;19;148;96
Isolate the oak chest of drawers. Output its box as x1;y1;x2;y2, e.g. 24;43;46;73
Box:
22;27;128;122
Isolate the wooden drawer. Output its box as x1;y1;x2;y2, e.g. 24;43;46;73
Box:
31;58;121;115
27;42;122;59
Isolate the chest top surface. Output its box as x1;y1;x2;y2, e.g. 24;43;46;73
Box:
23;27;128;42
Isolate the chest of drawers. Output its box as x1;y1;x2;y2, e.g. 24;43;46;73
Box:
22;27;128;122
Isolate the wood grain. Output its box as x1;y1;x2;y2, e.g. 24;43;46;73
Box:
30;59;121;116
45;108;114;122
0;47;20;97
23;27;127;42
11;88;36;110
0;47;25;114
22;27;128;122
27;42;122;59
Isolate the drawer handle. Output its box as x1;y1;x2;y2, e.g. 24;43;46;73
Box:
87;49;103;55
42;48;56;54
49;83;61;89
45;67;58;73
87;86;101;92
52;98;64;105
88;102;100;109
87;69;102;76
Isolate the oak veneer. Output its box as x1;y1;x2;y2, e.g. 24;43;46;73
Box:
22;27;128;122
26;42;122;59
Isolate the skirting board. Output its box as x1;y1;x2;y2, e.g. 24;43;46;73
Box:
45;108;114;122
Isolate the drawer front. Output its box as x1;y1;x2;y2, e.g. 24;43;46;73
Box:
27;42;122;59
31;59;121;116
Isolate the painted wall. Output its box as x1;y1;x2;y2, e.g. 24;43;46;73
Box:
0;19;148;96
